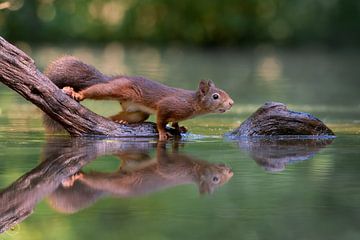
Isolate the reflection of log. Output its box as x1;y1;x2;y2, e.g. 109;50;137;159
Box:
237;138;333;172
0;37;163;137
0;137;151;233
228;102;334;137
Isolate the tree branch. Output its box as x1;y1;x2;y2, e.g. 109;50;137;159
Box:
0;36;160;137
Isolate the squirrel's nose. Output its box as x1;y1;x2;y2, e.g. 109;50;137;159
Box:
228;100;234;107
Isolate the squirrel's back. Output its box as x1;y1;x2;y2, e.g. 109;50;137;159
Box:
45;56;110;91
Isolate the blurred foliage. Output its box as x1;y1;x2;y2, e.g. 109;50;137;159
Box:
0;0;359;46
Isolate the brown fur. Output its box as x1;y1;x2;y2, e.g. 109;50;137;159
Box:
45;56;234;140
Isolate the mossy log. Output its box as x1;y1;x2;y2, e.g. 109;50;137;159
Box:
228;102;335;137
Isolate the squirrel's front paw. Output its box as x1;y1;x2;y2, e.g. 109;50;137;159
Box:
62;86;84;101
62;86;74;96
61;172;84;188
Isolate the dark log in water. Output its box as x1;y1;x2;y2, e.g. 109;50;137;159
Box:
228;102;334;137
0;37;164;137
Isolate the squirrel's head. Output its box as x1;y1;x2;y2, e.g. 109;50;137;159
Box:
197;80;234;113
198;163;233;195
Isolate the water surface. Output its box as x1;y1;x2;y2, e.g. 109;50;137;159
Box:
0;46;359;240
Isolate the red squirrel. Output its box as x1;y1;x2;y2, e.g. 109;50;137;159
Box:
45;56;234;140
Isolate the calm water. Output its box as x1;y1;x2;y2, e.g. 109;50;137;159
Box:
0;45;359;240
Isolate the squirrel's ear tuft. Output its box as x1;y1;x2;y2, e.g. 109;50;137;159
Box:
198;80;210;95
207;80;215;88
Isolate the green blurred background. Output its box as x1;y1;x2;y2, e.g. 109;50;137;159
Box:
1;2;360;239
1;0;359;47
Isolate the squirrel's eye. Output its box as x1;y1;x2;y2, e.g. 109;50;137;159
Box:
212;93;219;100
212;176;220;183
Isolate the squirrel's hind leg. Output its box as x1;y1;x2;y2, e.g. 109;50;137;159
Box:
110;111;150;124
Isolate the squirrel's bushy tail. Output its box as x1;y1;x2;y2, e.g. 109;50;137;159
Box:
43;56;109;133
44;56;110;91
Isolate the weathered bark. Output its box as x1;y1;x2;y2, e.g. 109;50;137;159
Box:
0;36;162;137
228;102;335;137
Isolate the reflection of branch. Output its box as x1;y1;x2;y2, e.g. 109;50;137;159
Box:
237;138;334;172
0;137;153;233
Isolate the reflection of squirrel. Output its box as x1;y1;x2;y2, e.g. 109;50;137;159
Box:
50;142;233;213
44;57;234;140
